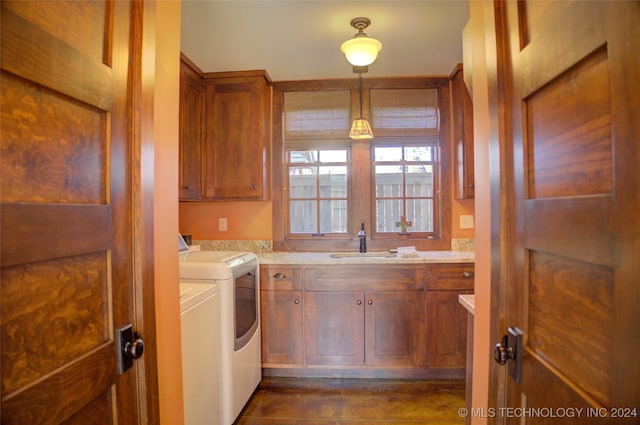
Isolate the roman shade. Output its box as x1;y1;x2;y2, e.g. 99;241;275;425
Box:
370;88;439;139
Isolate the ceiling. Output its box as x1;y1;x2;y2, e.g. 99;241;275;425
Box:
180;1;469;81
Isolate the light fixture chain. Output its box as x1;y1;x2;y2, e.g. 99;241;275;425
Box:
359;73;364;118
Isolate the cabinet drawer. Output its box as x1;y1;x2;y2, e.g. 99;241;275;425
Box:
427;264;475;290
260;266;302;290
304;265;425;291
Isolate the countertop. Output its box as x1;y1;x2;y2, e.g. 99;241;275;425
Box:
258;250;474;265
458;294;475;315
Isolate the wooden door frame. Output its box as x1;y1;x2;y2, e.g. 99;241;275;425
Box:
485;0;512;422
130;1;160;423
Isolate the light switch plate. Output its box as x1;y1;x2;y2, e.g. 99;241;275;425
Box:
460;215;474;229
219;217;227;231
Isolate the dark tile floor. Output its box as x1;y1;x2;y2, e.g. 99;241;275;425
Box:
236;378;466;425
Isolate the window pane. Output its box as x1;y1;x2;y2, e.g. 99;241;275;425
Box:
374;147;402;162
407;199;433;232
289;200;317;233
406;165;433;197
375;199;403;232
375;166;402;197
290;150;318;163
404;146;433;161
319;150;347;162
319;200;347;233
289;167;317;198
319;166;347;198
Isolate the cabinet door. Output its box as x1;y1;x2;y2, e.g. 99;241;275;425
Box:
450;64;474;199
426;290;472;368
365;291;426;367
304;291;364;366
179;60;202;200
202;77;269;200
260;290;303;366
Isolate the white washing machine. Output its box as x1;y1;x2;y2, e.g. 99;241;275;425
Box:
180;282;221;425
179;250;261;425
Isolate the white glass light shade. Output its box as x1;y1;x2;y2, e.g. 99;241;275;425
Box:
341;36;382;67
349;117;374;139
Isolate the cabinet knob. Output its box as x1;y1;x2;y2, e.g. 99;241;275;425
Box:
368;300;373;305
273;272;287;279
462;271;474;278
252;184;257;190
294;299;300;304
356;299;362;305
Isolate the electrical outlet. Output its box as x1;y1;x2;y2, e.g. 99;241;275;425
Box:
219;217;227;232
460;215;474;229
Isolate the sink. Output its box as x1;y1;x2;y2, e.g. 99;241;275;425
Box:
330;252;397;258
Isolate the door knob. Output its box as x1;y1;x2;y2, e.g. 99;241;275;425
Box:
494;335;514;365
124;333;145;359
494;326;523;383
116;323;145;374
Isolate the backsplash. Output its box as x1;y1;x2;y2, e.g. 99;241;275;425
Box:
193;238;474;253
451;238;475;252
193;239;273;253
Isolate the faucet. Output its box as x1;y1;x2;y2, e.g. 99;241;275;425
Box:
358;222;367;253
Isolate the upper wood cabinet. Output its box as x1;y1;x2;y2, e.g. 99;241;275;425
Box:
179;56;203;201
201;70;272;200
450;64;474;199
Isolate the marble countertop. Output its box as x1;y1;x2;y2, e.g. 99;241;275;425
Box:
458;294;475;315
258;250;474;265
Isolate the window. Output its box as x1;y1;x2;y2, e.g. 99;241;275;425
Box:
373;144;437;235
273;78;452;251
288;149;349;234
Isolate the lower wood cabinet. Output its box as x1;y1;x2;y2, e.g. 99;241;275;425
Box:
304;291;364;366
260;262;472;378
260;266;304;366
304;290;425;367
426;264;475;371
260;290;303;366
426;290;472;368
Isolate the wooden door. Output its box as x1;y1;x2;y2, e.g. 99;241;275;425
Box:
365;291;425;367
498;1;639;422
179;56;203;201
1;1;155;424
304;291;365;366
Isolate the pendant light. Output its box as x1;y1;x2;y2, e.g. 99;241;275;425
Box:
340;17;382;67
349;72;374;140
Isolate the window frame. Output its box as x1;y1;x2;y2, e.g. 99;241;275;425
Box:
272;77;452;252
370;141;440;238
286;147;352;237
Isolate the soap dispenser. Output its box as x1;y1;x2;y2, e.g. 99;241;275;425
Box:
358;222;367;253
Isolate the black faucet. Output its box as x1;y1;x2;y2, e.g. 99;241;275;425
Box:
358;222;367;253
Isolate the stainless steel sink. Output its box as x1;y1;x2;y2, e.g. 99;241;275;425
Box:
329;252;397;258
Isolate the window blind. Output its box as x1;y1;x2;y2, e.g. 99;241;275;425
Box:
284;90;351;147
370;88;439;139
